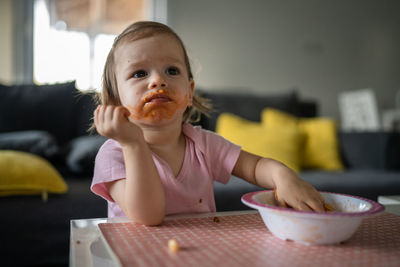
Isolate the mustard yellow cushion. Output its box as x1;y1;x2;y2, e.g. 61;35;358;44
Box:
216;113;302;172
0;150;68;197
261;108;344;171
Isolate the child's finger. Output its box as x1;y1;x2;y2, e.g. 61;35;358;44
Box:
316;191;325;203
114;106;130;120
306;199;325;212
309;190;325;211
94;105;100;116
104;105;115;122
122;106;131;118
273;188;288;208
96;106;108;133
296;202;313;211
97;105;105;123
276;199;288;208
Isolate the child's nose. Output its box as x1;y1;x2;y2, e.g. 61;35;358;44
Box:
148;73;167;90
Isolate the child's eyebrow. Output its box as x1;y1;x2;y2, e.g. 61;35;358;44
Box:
124;61;146;70
161;56;185;65
120;61;147;77
126;56;184;68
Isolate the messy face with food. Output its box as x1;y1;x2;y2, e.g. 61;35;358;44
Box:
114;33;194;126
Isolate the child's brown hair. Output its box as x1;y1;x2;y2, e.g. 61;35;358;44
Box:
91;21;211;132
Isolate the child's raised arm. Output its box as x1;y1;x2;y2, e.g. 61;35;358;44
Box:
232;150;325;212
95;105;165;225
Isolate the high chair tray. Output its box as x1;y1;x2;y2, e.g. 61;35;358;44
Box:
98;212;400;267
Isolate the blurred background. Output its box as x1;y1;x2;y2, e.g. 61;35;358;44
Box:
1;0;399;127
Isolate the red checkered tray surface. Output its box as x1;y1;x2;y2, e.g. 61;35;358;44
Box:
98;212;400;267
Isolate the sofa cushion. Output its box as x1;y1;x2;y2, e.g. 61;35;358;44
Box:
387;132;400;170
197;89;300;131
0;130;58;158
0;81;79;145
300;170;400;201
298;118;344;170
339;131;400;170
216;113;303;172
262;108;344;171
66;135;107;174
0;150;67;197
214;176;263;211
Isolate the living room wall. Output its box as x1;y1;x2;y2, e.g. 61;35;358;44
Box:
0;0;14;84
167;0;400;121
1;0;399;123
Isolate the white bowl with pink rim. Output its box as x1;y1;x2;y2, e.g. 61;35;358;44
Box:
241;190;385;245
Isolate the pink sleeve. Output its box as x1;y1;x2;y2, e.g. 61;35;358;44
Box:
205;130;241;184
186;125;241;184
91;139;126;202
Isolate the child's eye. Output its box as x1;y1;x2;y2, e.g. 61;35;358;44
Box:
166;67;180;76
132;70;147;78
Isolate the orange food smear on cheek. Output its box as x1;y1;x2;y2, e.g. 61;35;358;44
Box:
126;92;189;121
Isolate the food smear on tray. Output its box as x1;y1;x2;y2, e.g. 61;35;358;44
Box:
168;238;179;252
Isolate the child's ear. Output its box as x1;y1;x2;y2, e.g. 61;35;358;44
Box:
188;79;195;107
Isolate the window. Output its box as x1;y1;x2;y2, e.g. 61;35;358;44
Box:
33;0;165;91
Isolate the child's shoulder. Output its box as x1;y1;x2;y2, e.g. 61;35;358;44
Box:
182;123;233;151
183;123;216;140
95;138;124;164
97;138;122;154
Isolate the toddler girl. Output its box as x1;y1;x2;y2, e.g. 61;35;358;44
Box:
91;21;325;226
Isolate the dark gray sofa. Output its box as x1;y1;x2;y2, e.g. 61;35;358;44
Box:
200;90;400;211
0;82;399;266
0;82;107;267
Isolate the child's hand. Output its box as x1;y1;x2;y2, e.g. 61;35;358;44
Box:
94;105;145;146
274;167;325;212
233;151;325;212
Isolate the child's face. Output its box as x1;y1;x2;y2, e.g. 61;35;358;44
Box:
114;33;194;126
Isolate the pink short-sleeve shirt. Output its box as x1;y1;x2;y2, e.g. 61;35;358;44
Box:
91;123;241;217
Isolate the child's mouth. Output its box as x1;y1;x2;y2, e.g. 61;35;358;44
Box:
128;89;187;120
143;90;172;104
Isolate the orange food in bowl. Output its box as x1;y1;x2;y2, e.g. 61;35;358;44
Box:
324;203;335;212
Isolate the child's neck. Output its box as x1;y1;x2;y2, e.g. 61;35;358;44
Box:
141;121;186;177
141;121;183;148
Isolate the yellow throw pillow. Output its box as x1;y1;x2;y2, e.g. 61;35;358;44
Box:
298;118;344;170
216;113;302;172
262;108;298;131
261;108;344;171
0;150;68;197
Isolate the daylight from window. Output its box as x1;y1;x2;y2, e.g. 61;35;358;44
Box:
33;0;115;90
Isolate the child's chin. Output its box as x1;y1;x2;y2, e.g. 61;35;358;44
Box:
140;114;181;126
145;108;185;122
